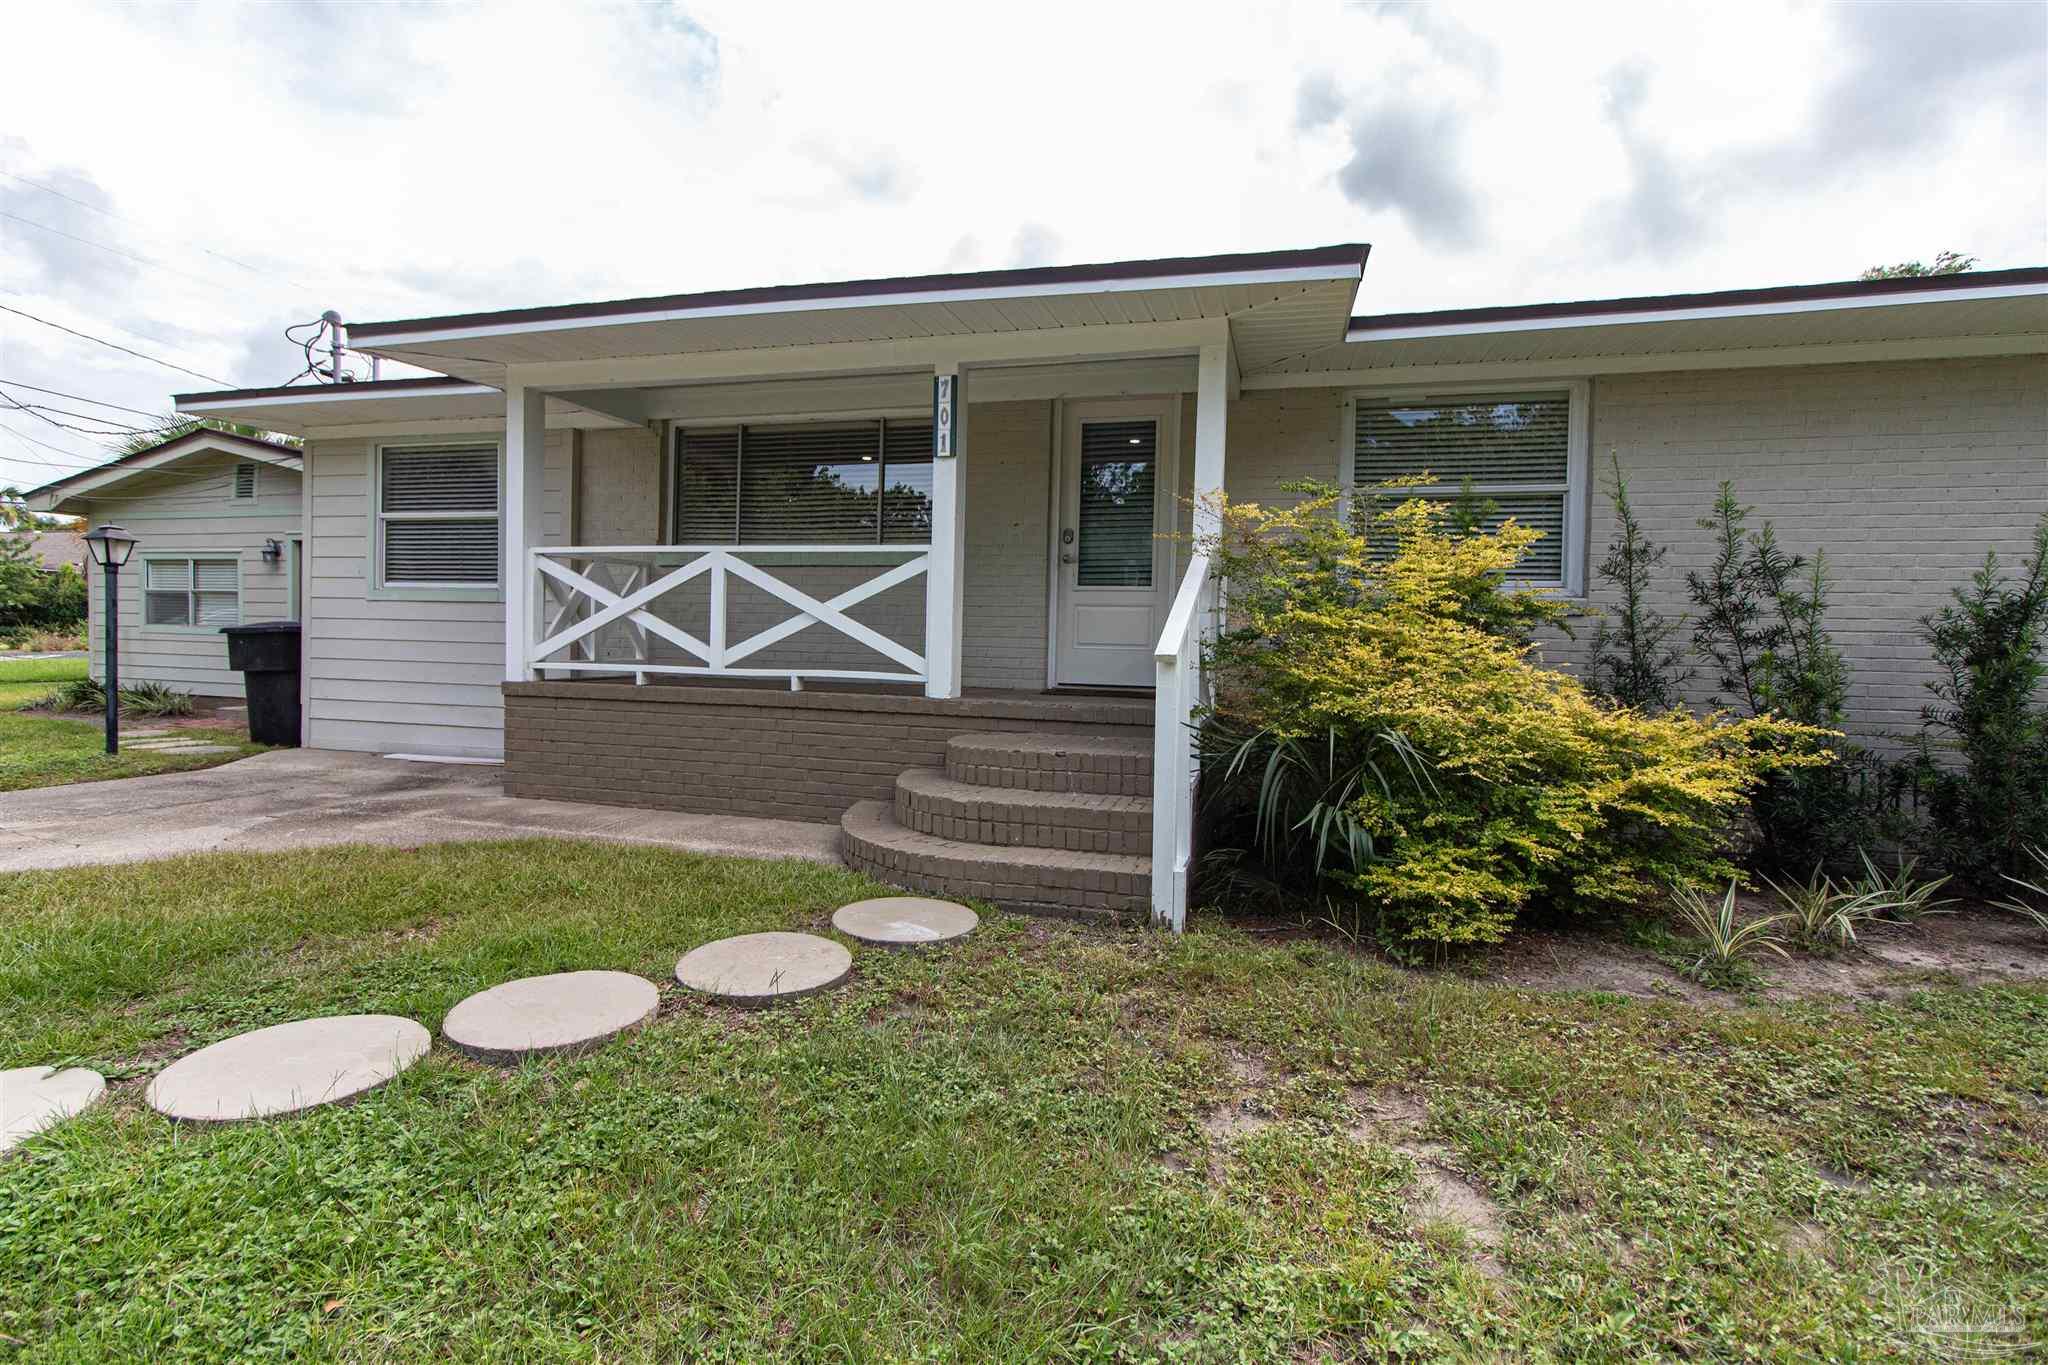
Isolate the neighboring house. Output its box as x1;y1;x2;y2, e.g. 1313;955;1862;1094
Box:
164;245;2046;925
25;430;304;698
24;528;87;577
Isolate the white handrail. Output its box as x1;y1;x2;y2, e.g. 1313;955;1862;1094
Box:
528;544;931;688
1150;550;1214;933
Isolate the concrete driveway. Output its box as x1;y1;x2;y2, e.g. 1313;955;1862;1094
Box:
0;749;844;873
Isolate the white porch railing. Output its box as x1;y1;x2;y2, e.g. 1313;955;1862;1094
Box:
1150;550;1216;933
529;544;930;688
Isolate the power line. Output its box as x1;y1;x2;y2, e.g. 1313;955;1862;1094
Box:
0;394;176;440
0;168;320;295
0;209;249;298
0;302;232;386
0;378;166;420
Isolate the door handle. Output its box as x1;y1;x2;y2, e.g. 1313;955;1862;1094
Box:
1060;552;1075;564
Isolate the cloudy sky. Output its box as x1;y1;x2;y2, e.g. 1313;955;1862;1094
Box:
2;0;2042;493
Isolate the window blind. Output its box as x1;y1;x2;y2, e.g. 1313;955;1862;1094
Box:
674;418;934;546
1354;393;1571;583
1076;419;1157;588
379;445;500;586
143;556;240;626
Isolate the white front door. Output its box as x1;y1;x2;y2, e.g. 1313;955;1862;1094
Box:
1053;398;1177;688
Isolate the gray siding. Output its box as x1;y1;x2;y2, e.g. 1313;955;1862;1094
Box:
84;455;301;699
301;432;570;757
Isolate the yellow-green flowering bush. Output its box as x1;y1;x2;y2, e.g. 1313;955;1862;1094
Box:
1201;483;1829;948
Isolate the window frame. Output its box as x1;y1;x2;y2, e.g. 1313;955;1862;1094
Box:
369;438;504;601
138;550;244;635
668;411;936;553
1338;379;1591;596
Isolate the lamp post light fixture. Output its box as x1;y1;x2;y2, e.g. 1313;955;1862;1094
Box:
82;524;138;756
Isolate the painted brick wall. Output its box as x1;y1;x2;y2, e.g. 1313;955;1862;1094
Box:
1560;355;2047;744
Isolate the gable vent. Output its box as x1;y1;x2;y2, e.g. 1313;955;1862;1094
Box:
233;463;258;499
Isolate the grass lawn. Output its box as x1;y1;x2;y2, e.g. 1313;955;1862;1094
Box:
0;657;264;792
3;843;2043;1360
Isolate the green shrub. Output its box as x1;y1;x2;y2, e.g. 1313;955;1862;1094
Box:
1587;452;1691;711
29;677;107;712
1911;515;2048;884
121;681;194;718
1199;482;1826;949
1687;483;1905;871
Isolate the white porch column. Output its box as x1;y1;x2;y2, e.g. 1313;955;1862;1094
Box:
924;364;968;698
502;383;546;683
1193;341;1229;543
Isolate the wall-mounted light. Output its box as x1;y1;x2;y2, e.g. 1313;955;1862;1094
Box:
262;539;283;564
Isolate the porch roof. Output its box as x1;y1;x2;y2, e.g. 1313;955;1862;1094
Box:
338;244;1371;384
1253;266;2048;386
172;376;644;436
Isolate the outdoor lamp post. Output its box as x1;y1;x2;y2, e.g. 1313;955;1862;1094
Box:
82;524;137;755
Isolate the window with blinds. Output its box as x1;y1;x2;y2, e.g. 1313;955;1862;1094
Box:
144;556;240;627
1353;392;1575;584
672;419;933;545
1076;419;1158;587
377;444;500;587
232;463;257;499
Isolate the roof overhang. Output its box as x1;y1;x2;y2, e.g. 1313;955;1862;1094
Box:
344;245;1371;385
25;429;303;514
174;376;641;438
1251;268;2048;388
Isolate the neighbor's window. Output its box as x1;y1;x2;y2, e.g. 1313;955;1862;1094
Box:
1351;389;1582;586
144;556;240;627
377;444;500;588
673;418;933;545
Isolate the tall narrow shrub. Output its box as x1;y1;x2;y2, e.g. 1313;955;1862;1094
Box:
1686;485;1897;870
1588;452;1690;711
1913;514;2048;881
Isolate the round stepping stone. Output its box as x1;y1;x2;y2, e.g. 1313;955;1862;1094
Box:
2;1066;106;1154
146;1015;430;1123
442;970;658;1064
832;896;978;947
675;932;851;1006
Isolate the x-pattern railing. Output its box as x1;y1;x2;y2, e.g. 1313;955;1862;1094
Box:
529;545;930;686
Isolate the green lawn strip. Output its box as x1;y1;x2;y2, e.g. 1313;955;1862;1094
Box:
2;841;2043;1359
0;654;88;709
0;710;264;792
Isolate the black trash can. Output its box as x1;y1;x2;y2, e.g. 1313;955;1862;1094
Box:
221;621;302;746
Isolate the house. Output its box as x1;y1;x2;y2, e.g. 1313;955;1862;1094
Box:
26;429;304;698
160;245;2044;927
23;528;87;578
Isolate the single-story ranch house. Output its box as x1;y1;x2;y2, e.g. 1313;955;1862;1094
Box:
27;429;303;700
50;244;2048;927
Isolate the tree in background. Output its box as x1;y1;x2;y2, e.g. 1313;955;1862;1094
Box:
1861;251;1977;280
1588;451;1691;710
111;416;294;457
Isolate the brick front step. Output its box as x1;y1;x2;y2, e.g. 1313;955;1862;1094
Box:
840;801;1150;919
894;768;1151;855
944;731;1153;796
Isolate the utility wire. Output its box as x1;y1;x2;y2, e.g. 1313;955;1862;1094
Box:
0;302;232;386
0;168;321;295
0;378;167;420
0;394;180;440
0;209;251;298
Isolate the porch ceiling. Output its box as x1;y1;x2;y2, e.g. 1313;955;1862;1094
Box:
344;245;1369;384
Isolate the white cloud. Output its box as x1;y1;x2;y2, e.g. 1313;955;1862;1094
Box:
1;0;2041;491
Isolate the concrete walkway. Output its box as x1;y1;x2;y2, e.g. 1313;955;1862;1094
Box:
0;749;844;873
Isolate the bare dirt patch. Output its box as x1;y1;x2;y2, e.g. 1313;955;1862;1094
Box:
1474;929;1718;1004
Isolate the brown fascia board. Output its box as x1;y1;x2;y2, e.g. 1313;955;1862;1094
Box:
1348;266;2048;333
346;243;1373;339
173;375;482;405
